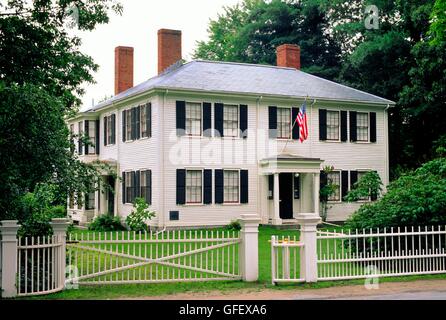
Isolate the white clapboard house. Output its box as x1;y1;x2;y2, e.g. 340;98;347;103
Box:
67;29;394;228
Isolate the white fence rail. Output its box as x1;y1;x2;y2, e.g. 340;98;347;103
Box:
317;226;446;281
17;235;65;296
66;230;242;285
271;235;304;284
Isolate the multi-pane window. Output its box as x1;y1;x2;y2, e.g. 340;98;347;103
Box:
327;171;341;201
86;120;96;154
125;171;135;204
78;121;83;155
140;170;152;204
223;105;239;137
186;170;202;204
277;108;291;139
185;102;202;136
104;115;115;146
224;170;239;203
140;103;151;138
327;111;340;140
357;171;370;200
126;110;132;141
357;112;369;142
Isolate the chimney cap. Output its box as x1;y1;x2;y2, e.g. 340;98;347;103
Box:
158;29;182;35
277;44;300;51
115;46;134;51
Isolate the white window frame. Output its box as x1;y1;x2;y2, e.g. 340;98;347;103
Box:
139;169;151;204
125;108;133;142
223;169;240;204
185;169;204;205
185;102;203;137
140;103;151;139
124;171;134;204
277;107;292;140
105;114;115;146
86;120;97;155
327;170;341;202
223;104;239;138
326;110;340;142
356;112;370;142
78;121;83;155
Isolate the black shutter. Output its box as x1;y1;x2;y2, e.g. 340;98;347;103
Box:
135;170;141;198
122;172;126;204
84;120;89;154
240;104;248;139
111;114;116;144
176;169;186;205
268;174;274;199
319;109;327;141
136;106;141;140
147;103;152;138
176;101;186;136
78;122;83;155
292;107;300;140
240;170;248;204
341;111;348;142
103;117;107;146
215;169;224;204
350;111;357;142
320;171;328;201
203;169;213;204
371;170;378;200
341;170;349;201
268;106;277;138
131;107;137;140
370;112;377;142
293;175;300;199
147;170;152;205
350;171;358;190
122;110;126;142
214;103;224;137
131;171;136;203
95;119;100;154
203;102;212;137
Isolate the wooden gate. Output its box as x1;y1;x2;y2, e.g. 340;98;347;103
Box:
66;230;241;285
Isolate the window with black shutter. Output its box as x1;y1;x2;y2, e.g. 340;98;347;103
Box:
131;107;137;140
135;170;141;198
341;170;349;201
341;111;348;142
320;171;328;201
176;101;186;136
203;102;212;137
203;169;213;204
122;171;126;204
95;119;100;154
370;112;377;143
350;170;358;190
103;117;107;146
140;170;152;204
111;114;116;144
319;109;327;141
84;120;89;154
214;103;224;137
240;170;248;204
349;111;357;142
268;106;277;138
240;104;248;139
122;110;127;142
78;121;83;155
176;169;186;205
214;169;224;204
292;108;299;140
135;106;141;140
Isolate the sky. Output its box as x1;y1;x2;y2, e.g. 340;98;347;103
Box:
76;0;241;110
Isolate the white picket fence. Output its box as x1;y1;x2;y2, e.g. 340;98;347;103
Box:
17;235;66;296
66;230;241;285
316;226;446;281
271;235;304;284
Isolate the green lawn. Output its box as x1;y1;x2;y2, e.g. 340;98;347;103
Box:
22;225;446;299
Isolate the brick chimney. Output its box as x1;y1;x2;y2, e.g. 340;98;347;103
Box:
158;29;182;75
276;44;301;70
114;46;134;95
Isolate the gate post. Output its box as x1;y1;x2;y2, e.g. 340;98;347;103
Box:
239;214;261;282
0;220;20;298
296;213;321;283
50;218;70;289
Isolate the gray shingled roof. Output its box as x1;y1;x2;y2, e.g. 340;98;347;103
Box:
83;60;394;112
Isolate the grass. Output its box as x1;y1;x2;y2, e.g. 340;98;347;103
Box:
20;225;446;300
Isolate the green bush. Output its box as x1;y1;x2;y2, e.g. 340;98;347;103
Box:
345;157;446;230
226;220;241;231
88;214;125;231
125;198;156;232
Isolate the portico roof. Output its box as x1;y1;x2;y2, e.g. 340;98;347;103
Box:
259;152;324;174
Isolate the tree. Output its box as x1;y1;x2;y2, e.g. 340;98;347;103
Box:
194;0;342;80
0;0;122;220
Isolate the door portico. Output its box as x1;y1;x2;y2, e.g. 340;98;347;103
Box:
259;153;324;225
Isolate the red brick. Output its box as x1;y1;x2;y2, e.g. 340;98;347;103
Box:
115;46;134;95
158;29;182;75
276;44;301;70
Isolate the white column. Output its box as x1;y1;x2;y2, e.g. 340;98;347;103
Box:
0;220;20;298
272;173;282;225
296;213;321;282
239;214;261;281
313;173;320;216
50;218;70;289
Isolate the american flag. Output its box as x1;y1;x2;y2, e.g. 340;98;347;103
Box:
296;101;309;142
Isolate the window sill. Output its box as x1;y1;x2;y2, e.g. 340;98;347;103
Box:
353;141;372;144
321;140;342;143
183;203;205;206
104;144;116;147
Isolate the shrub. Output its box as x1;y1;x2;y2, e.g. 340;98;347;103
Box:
345;157;446;230
88;214;125;231
125;198;156;232
344;171;383;202
226;220;242;231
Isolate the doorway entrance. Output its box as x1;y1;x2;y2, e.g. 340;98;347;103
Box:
279;173;293;219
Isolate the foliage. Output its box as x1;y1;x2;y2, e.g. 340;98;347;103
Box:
194;0;342;80
0;0;122;220
88;214;125;232
344;171;383;202
428;0;446;45
319;166;338;221
227;220;242;231
125;198;156;232
345;157;446;230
